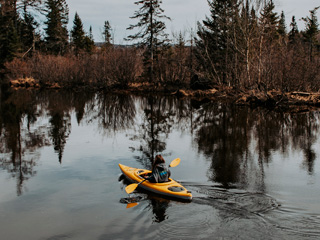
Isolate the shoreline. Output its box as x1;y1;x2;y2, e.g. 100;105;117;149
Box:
8;78;320;113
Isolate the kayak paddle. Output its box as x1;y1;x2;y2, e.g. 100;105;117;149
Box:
126;202;139;208
169;157;180;168
125;158;181;194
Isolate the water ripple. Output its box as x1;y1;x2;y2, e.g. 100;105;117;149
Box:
264;208;320;240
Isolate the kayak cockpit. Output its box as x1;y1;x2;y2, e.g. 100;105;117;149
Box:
136;169;173;183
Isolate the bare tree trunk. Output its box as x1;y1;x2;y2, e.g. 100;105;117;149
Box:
258;33;264;85
149;3;154;84
246;40;251;85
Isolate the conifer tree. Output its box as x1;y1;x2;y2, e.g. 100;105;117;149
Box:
103;20;112;47
0;0;41;67
0;1;19;66
196;0;240;85
89;26;93;41
0;5;18;66
0;18;20;65
71;12;85;53
260;0;279;39
288;16;299;44
302;7;320;61
44;0;69;55
83;27;95;53
126;0;170;83
278;11;286;37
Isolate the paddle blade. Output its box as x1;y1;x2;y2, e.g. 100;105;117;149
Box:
126;202;138;208
125;183;139;194
169;158;181;168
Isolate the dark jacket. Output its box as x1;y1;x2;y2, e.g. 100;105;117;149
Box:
147;163;171;183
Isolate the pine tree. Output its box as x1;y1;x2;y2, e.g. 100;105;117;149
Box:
83;27;95;53
260;0;279;39
302;7;319;61
103;20;112;47
89;26;93;41
0;18;20;64
196;0;240;85
18;3;39;55
44;0;69;55
0;1;20;67
126;0;171;83
288;16;299;44
278;11;286;37
0;1;42;68
71;12;85;53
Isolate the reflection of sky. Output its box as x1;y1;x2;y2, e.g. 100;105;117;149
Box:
264;139;320;214
65;0;319;43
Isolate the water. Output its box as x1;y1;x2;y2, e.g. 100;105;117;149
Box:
0;89;319;240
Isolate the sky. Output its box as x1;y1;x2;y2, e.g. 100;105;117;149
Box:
65;0;320;43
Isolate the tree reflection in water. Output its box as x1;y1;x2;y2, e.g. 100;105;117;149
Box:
0;88;319;197
0;89;49;195
291;112;318;175
94;93;136;135
193;102;320;191
46;92;72;164
147;196;170;223
130;96;178;169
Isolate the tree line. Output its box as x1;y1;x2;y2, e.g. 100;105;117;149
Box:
196;0;320;91
0;0;320;92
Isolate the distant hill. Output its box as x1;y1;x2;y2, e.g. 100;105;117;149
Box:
94;42;131;48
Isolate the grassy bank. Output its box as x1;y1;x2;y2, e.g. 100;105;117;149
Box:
6;74;320;113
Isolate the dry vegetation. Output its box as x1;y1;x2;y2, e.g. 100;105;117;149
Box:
5;48;143;89
4;43;320;110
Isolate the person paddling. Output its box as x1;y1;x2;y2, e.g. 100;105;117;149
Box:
144;155;171;183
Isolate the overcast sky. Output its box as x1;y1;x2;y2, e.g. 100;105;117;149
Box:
66;0;320;43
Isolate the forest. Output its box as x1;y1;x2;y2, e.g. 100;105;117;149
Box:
0;0;320;96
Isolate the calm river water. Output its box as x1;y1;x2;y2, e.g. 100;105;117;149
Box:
0;89;319;240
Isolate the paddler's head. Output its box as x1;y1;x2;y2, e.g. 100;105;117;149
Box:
152;155;165;170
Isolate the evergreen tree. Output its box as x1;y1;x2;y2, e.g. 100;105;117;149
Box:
196;0;240;85
278;11;286;37
260;0;279;39
18;3;39;55
288;16;299;44
83;28;95;53
0;5;18;67
44;0;69;55
71;12;85;53
126;0;171;83
89;26;93;41
0;18;20;65
0;2;17;65
302;7;319;61
103;20;112;47
0;0;41;67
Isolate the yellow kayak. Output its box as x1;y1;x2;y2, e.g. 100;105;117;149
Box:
119;164;192;201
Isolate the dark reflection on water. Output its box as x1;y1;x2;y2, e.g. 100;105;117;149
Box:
0;88;320;239
194;103;319;190
0;88;319;193
130;96;181;169
119;176;171;223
